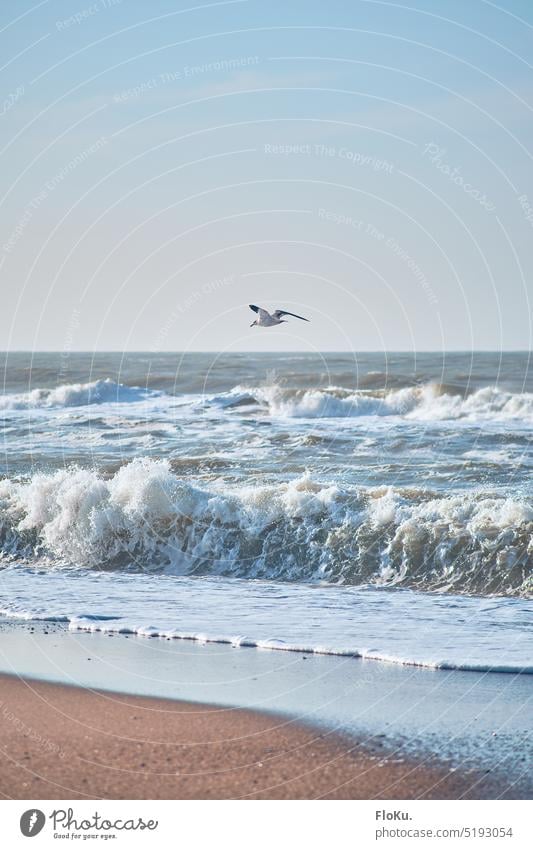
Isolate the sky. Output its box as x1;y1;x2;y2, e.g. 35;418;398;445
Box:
1;0;532;353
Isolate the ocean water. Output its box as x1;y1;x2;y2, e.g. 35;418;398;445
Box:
0;351;532;674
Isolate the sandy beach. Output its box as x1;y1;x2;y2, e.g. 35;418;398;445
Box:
0;621;531;800
0;673;508;801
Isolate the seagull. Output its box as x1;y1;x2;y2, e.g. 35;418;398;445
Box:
249;304;310;327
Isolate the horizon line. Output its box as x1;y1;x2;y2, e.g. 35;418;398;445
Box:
0;349;531;355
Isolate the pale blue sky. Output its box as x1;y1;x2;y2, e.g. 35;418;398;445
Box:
1;0;532;351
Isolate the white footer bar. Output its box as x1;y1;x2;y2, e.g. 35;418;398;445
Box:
1;799;531;848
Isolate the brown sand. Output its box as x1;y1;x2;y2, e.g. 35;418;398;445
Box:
0;674;493;800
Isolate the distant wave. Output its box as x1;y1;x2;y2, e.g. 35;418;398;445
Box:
0;378;161;410
205;382;533;423
0;458;530;596
2;377;532;424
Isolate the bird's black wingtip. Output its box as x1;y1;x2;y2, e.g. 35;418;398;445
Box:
249;304;259;313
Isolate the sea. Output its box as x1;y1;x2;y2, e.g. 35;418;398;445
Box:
0;351;532;674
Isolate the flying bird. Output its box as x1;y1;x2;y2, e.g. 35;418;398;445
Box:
249;304;310;327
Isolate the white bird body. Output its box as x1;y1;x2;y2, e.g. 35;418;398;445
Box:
249;304;310;327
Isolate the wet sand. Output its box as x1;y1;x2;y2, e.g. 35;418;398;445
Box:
0;673;510;800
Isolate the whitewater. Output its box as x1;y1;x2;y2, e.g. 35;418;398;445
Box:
1;351;531;674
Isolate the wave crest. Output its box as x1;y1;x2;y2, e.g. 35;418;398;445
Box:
0;378;158;410
2;376;532;423
0;459;530;596
210;383;533;422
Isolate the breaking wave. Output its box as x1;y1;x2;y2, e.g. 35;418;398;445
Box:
0;458;530;596
0;378;160;410
207;383;533;423
2;378;532;425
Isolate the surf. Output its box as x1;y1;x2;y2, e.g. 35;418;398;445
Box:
0;458;530;596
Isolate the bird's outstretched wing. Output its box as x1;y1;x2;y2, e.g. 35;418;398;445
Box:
249;304;271;321
273;309;310;322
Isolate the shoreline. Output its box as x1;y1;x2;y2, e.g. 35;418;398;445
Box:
0;621;531;799
0;672;509;800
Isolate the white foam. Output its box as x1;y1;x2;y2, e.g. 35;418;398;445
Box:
3;378;532;427
0;378;160;410
55;620;533;673
1;558;531;675
0;459;530;595
206;382;533;424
